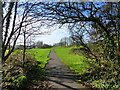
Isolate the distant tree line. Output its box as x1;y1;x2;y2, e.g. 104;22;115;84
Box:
14;41;52;49
53;36;76;47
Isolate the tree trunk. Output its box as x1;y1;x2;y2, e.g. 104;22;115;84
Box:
0;1;3;89
23;31;26;67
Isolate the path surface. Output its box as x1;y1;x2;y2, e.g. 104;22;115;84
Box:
45;50;88;90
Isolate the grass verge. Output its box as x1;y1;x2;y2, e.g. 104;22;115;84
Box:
54;47;90;75
26;48;51;68
54;46;99;89
3;48;51;89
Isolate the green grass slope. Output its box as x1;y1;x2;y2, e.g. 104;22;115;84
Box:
54;47;90;75
26;49;51;68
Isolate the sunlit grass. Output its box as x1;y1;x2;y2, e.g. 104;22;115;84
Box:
5;50;9;55
6;49;51;68
54;47;90;75
26;49;51;68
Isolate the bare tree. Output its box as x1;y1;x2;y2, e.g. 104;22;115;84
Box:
0;1;3;88
31;2;120;85
2;2;28;61
2;2;48;61
60;37;73;46
21;24;47;62
35;41;43;48
34;2;120;62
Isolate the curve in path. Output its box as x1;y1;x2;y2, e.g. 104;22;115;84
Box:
45;50;89;90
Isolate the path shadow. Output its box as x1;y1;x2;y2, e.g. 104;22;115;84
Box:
45;50;92;89
48;79;85;90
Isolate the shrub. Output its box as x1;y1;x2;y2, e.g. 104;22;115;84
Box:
2;52;50;89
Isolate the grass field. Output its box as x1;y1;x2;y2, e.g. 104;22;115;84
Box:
54;47;91;75
26;49;51;68
6;49;50;68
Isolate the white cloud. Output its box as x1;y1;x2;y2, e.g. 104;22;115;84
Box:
16;23;70;45
35;27;70;45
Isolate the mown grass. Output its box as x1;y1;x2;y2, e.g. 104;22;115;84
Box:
54;46;91;75
6;48;51;68
26;49;51;68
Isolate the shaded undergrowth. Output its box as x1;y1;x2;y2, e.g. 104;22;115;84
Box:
2;51;51;90
54;46;120;89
